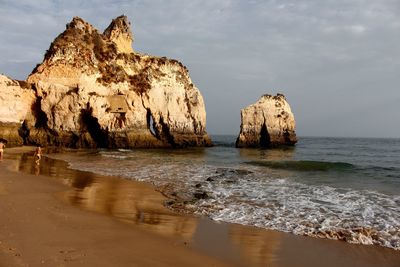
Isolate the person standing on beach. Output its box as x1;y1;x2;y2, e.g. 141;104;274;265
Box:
34;145;42;165
0;141;5;161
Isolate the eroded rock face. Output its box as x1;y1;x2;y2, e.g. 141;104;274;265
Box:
0;75;35;146
236;94;297;148
20;15;211;148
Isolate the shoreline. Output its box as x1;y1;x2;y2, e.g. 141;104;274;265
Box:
1;147;399;266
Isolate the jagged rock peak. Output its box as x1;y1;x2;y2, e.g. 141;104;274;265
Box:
67;16;96;32
103;15;134;53
39;15;134;67
236;93;297;148
262;93;286;100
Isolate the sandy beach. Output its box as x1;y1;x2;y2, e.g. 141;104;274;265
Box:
1;147;399;267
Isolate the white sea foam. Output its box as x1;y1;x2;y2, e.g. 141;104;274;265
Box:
194;174;400;249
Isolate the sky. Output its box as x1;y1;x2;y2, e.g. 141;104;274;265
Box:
0;0;399;138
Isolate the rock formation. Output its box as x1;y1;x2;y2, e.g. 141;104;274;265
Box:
0;15;211;148
236;94;297;148
0;75;35;146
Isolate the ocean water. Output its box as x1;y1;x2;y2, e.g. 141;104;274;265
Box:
48;136;400;250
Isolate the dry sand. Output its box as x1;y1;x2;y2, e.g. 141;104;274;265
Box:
0;147;399;267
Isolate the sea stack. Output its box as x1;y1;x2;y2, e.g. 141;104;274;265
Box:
236;94;297;148
0;16;211;148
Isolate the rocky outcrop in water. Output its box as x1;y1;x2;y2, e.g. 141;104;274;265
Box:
0;16;211;148
236;94;297;148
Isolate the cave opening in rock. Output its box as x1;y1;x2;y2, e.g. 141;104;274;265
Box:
260;122;271;148
146;109;157;137
80;108;109;148
159;116;176;147
32;97;48;128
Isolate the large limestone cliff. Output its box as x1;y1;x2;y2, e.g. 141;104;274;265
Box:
0;15;211;148
236;94;297;148
0;75;35;146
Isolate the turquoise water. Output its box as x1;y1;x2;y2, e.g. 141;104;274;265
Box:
48;136;400;249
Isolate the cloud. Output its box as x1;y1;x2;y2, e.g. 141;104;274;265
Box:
0;0;399;137
322;24;367;35
349;24;366;34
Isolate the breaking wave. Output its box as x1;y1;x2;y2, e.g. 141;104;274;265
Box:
246;160;354;172
192;169;400;249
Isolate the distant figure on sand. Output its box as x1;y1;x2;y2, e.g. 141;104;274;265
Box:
34;145;42;165
0;141;5;161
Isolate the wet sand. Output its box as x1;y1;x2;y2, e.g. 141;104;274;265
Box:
1;147;399;267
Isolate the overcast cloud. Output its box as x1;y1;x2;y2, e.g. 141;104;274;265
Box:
0;0;399;137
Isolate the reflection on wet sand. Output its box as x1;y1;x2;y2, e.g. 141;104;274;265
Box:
227;222;400;267
16;153;198;241
190;219;284;267
34;162;40;176
65;177;199;240
229;224;281;267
